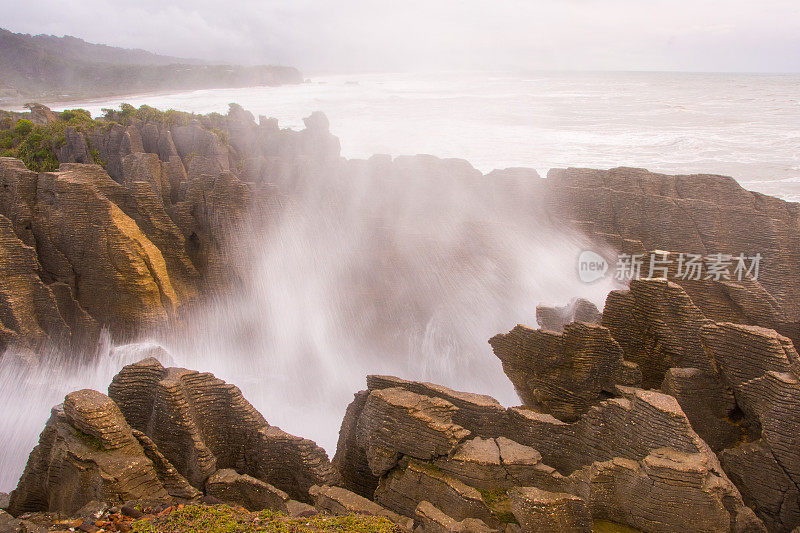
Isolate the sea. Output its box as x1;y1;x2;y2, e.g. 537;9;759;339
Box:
40;70;800;200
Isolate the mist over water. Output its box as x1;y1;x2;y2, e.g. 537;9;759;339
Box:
0;145;619;491
4;70;796;492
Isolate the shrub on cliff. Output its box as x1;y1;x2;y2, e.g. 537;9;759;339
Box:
101;103;197;127
0;109;103;171
13;118;33;136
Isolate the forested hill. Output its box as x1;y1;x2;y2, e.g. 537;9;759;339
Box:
0;28;303;105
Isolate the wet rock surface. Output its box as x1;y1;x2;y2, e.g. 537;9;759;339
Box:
8;361;337;525
0;104;340;350
6;107;800;532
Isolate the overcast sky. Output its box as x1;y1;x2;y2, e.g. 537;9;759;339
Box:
2;0;799;73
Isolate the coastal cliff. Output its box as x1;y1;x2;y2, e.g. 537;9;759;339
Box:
0;28;303;105
1;103;800;532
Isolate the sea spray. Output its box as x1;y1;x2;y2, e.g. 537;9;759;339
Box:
0;154;619;493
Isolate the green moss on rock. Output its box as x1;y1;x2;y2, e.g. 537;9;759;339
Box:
132;505;402;533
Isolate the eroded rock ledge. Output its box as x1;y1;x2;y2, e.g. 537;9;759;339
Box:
4;105;800;532
8;359;336;520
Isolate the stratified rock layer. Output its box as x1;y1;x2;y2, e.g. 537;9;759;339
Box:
109;358;337;501
8;390;171;516
334;374;762;533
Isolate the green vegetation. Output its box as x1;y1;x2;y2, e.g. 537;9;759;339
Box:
0;108;104;171
1;121;63;171
0;102;235;172
477;488;517;525
101;103;197;128
73;427;108;452
131;505;401;533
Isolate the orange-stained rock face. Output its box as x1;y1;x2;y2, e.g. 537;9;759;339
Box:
32;166;179;338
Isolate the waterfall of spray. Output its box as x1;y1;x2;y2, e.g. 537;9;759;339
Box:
0;155;620;492
0;337;176;491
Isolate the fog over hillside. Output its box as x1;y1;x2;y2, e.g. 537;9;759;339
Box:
1;0;799;73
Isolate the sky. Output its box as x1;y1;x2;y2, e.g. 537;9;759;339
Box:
2;0;800;73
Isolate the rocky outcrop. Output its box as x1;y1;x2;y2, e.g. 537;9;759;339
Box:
602;278;714;388
374;459;499;527
309;484;412;530
414;501;498;533
108;358;337;501
8;390;171;516
9;358;337;519
0;103;343;349
0;213;71;352
508;487;591;533
205;469;289;512
489;322;641;421
535;298;601;333
700;323;800;531
334;375;760;532
543;168;800;339
660;367;743;452
571;448;760;533
355;387;470;477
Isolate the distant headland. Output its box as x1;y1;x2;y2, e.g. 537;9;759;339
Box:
0;28;303;106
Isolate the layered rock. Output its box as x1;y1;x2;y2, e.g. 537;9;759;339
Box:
205;469;289;512
8;390;172;516
544;167;800;320
9;358;338;520
33;166;180;337
535;298;602;334
374;458;499;527
414;501;497;533
108;358;337;501
489;322;641;421
309;484;412;530
334;375;760;532
0;103;342;349
601;278;714;388
0;213;71;352
700;323;800;531
508;487;591;533
355;387;470;477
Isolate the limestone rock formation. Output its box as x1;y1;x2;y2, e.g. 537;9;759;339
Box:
508;487;591;533
431;436;548;491
309;484;412;530
602;278;714;388
8;390;171;516
374;458;499;527
490;322;641;421
108;358;337;501
543;167;800;336
8;358;339;520
0;104;338;348
414;501;498;533
205;469;289;512
660;367;743;452
535;298;601;333
33;165;179;337
0;213;70;352
335;375;761;532
700;322;800;531
355;387;471;476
